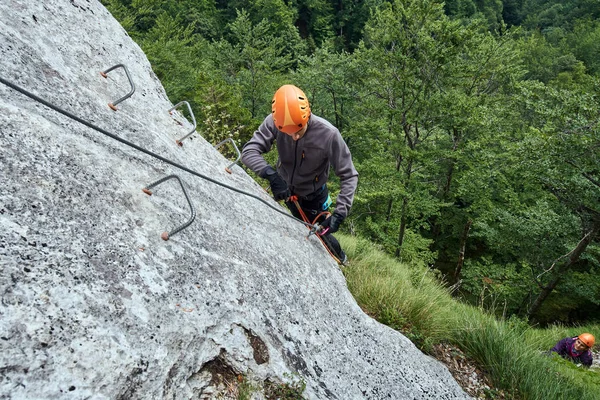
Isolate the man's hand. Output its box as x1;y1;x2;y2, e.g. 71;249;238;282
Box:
319;212;345;235
261;166;290;201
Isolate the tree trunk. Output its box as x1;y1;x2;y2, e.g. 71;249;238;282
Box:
395;196;408;258
395;153;412;258
331;89;339;128
383;198;394;234
527;273;561;321
454;219;472;283
443;163;455;199
432;128;460;244
527;219;600;319
385;198;394;222
443;128;460;196
385;153;402;234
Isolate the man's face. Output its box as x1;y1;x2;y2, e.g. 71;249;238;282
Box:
574;338;590;352
285;124;308;141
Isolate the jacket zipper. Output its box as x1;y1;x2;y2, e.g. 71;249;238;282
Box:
289;141;299;187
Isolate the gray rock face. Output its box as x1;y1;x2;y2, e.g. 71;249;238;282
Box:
0;1;470;399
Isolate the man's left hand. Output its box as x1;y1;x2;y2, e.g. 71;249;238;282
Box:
319;212;345;235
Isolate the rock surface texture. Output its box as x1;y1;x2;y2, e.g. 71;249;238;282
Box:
0;1;470;399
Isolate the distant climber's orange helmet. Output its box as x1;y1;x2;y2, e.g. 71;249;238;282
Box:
578;333;595;348
271;84;311;134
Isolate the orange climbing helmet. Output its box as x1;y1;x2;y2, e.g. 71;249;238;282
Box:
578;333;595;348
271;84;311;134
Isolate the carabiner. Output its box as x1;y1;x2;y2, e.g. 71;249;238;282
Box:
307;223;322;239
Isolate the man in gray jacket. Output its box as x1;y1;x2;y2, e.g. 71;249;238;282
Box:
241;84;358;263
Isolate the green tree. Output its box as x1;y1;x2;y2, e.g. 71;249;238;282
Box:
514;80;600;321
352;0;470;259
444;0;503;31
292;0;336;50
223;10;297;119
444;0;477;19
218;0;306;61
331;0;388;51
427;27;525;283
502;0;525;26
297;46;359;132
101;0;222;38
521;0;600;31
565;19;600;76
456;77;600;322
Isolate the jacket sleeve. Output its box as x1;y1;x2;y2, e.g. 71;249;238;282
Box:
550;337;568;354
241;115;277;177
579;351;593;367
329;131;358;217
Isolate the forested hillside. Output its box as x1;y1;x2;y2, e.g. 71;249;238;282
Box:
101;0;600;326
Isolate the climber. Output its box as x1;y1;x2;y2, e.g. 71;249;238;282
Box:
549;333;595;367
241;84;358;264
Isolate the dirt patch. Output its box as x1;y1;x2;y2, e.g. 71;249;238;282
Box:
196;352;244;399
243;327;270;365
430;343;514;399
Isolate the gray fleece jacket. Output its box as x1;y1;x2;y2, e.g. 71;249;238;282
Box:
242;114;358;217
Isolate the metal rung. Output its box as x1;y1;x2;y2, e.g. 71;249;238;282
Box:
214;137;241;174
142;174;196;240
99;64;136;111
169;101;197;146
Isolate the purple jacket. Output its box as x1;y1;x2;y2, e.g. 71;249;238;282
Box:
242;114;358;217
551;337;593;367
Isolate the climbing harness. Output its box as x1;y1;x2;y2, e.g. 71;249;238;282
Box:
0;76;318;234
289;195;342;264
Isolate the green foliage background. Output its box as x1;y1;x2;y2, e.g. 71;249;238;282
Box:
101;0;600;326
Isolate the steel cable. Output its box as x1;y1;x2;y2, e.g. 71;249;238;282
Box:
0;76;315;229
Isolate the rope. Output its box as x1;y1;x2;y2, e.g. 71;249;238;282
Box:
290;196;341;264
0;76;315;229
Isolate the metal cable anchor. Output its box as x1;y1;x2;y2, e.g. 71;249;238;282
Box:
99;64;136;111
307;223;323;239
142;174;196;240
169;101;197;146
214;137;241;174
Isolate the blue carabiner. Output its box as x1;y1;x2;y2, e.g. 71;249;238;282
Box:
322;194;332;211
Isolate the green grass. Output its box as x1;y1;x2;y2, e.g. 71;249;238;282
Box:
338;234;600;400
